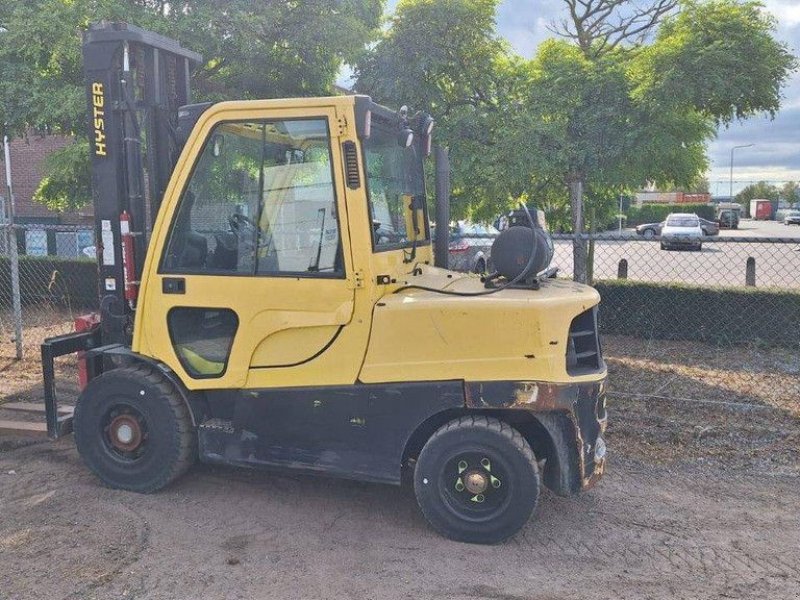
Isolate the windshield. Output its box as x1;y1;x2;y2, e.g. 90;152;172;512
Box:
457;223;499;236
363;121;428;249
666;216;699;227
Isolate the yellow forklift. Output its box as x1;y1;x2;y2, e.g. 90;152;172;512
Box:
39;23;607;544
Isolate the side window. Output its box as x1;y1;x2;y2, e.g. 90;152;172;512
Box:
363;122;428;250
168;308;238;378
161;119;343;276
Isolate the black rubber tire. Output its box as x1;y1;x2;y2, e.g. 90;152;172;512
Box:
660;242;667;250
414;416;539;544
643;229;656;240
73;364;196;493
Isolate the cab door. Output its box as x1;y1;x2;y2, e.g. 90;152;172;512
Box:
138;104;357;390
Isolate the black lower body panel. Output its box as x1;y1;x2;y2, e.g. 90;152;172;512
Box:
198;381;465;485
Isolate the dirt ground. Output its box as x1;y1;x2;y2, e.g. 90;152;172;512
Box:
1;405;799;600
1;315;799;600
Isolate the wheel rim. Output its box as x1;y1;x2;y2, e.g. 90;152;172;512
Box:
439;451;511;522
102;404;149;462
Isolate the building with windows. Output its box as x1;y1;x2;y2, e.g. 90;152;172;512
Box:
0;133;94;258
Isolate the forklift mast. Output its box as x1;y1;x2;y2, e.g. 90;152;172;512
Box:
82;22;202;345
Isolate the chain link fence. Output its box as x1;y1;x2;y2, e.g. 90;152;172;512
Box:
553;233;800;416
1;219;799;418
0;223;97;365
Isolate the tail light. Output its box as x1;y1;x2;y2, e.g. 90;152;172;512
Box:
449;240;469;253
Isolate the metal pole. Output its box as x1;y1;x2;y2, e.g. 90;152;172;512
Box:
433;145;450;269
729;147;734;203
4;135;23;359
727;143;753;338
618;194;623;233
730;144;754;209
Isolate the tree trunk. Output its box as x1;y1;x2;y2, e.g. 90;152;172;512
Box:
568;178;588;283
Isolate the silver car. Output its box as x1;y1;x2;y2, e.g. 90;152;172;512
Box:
660;213;704;251
447;222;498;273
783;210;800;225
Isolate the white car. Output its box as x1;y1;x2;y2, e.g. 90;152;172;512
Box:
783;210;800;225
660;213;703;251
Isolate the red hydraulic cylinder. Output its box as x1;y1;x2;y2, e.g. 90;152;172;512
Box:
119;211;139;307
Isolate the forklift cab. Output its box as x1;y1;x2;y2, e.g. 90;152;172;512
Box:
135;97;433;389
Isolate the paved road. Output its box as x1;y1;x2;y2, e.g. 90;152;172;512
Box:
553;220;800;288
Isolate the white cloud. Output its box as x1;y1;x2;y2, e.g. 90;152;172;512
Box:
763;0;800;27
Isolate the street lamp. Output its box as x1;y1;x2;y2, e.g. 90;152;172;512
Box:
729;143;754;204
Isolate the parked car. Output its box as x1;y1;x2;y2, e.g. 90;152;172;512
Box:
660;213;703;251
717;209;739;229
635;221;663;239
698;218;719;236
446;222;498;273
783;210;800;225
637;215;717;239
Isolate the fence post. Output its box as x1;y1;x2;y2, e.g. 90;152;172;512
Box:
4;135;22;359
617;258;628;280
8;227;22;359
745;257;756;287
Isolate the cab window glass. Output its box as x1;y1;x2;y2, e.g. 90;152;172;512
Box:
363;121;428;249
162;119;342;276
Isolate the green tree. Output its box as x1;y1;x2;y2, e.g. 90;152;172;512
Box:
662;177;710;194
359;0;795;282
0;0;384;211
780;181;799;206
356;0;525;222
536;0;795;281
735;181;779;210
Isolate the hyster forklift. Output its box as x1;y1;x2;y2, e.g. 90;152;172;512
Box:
39;23;607;544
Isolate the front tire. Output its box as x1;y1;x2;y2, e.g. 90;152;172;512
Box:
73;364;196;493
414;416;540;544
643;229;656;240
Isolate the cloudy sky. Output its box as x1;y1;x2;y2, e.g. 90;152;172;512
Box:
382;0;800;193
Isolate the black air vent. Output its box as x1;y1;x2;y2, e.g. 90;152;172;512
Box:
342;141;360;189
566;308;602;374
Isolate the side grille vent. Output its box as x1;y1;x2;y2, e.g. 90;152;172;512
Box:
342;141;360;189
566;308;601;374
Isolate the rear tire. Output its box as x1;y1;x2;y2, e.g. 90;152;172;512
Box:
73;364;196;493
660;242;667;250
414;416;539;544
